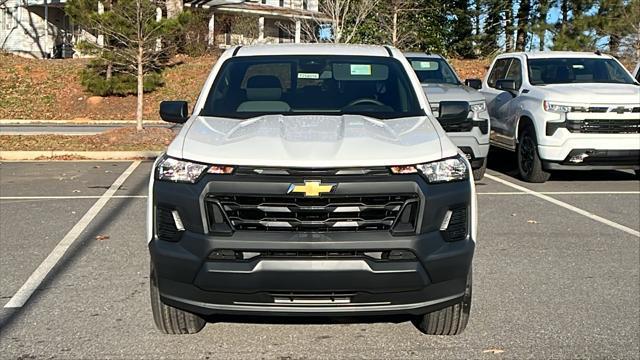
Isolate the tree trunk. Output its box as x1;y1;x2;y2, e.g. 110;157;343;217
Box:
106;62;112;80
136;45;144;131
515;0;530;51
392;8;398;46
505;2;514;52
537;0;548;51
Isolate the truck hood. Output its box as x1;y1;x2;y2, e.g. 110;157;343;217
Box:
537;83;640;104
421;84;485;104
168;114;445;168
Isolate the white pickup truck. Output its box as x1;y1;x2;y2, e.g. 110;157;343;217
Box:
468;52;640;182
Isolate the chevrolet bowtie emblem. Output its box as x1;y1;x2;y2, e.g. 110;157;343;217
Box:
287;180;335;197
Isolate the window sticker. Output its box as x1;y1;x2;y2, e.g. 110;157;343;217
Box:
411;61;439;71
350;64;372;76
297;72;320;79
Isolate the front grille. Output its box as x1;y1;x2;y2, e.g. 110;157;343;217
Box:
156;207;182;242
444;207;468;242
438;118;474;132
566;119;640;134
208;249;417;261
209;194;419;232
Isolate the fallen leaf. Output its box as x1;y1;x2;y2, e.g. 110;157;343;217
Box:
95;235;110;241
483;349;505;354
511;213;516;217
72;190;81;193
527;220;538;224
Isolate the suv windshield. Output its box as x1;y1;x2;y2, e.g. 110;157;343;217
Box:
528;58;635;85
406;57;460;85
201;55;424;120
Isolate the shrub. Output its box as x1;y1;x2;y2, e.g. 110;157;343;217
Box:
80;60;164;97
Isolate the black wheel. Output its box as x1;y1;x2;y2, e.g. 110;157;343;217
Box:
150;263;205;335
412;271;472;336
635;170;639;180
472;158;487;181
517;126;550;183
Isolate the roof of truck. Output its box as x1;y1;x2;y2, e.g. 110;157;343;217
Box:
403;52;444;59
234;44;395;58
498;51;614;59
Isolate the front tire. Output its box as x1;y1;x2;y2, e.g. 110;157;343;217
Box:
150;263;205;335
517;126;550;183
472;158;487;181
412;271;472;336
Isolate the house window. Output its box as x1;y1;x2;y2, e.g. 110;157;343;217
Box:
303;0;308;9
279;0;284;6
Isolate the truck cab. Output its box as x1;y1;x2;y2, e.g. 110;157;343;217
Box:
472;51;640;182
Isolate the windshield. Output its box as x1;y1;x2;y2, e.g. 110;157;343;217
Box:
527;58;635;85
200;55;424;120
406;57;460;85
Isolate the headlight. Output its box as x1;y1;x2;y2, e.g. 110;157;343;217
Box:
391;156;469;183
543;101;572;113
156;157;209;183
470;101;486;113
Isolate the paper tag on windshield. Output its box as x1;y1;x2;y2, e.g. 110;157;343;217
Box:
298;72;320;79
350;64;372;76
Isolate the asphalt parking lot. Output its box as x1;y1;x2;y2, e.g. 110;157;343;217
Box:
0;154;638;359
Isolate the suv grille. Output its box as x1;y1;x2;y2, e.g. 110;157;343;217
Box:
566;119;640;134
208;194;419;232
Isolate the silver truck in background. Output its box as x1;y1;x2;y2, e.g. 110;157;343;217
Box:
405;53;490;180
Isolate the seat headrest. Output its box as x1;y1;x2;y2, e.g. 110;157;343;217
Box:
247;75;282;89
246;75;283;101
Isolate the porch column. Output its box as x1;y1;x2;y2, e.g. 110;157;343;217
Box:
294;20;301;43
155;7;162;51
208;13;215;46
258;17;265;42
44;0;49;57
97;1;104;47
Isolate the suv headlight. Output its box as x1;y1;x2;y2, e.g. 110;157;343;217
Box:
543;101;572;113
470;101;486;113
156;157;234;183
391;156;469;183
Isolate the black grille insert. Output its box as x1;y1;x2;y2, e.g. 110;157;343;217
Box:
566;119;640;134
444;207;468;242
208;194;419;232
156;207;182;242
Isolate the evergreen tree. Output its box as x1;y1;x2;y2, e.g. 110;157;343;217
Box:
515;0;531;50
450;0;476;57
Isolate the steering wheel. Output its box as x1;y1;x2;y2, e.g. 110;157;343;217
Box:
345;98;385;108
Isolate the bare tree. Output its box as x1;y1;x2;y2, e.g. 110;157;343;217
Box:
378;0;430;49
281;0;380;44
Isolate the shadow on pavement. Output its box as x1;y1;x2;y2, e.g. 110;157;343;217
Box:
487;147;638;182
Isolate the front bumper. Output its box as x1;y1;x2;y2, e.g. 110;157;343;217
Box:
149;170;475;317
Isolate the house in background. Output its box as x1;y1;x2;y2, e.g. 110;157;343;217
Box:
186;0;322;47
1;0;324;59
0;0;96;58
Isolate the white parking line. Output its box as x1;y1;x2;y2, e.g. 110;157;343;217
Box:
485;174;640;238
0;195;147;200
477;191;640;195
3;161;141;308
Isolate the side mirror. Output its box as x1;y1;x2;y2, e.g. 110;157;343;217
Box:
495;79;518;96
438;101;470;124
159;101;189;124
465;78;482;90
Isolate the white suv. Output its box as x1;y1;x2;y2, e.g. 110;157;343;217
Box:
471;51;640;182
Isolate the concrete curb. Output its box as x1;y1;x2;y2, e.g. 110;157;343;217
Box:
0;150;162;160
0;119;165;125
